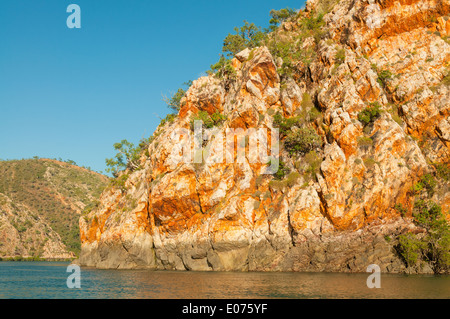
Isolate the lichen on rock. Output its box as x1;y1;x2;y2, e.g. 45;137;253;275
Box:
78;0;450;273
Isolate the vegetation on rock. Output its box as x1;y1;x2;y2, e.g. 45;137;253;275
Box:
80;0;450;273
397;199;449;274
105;139;142;177
358;102;383;126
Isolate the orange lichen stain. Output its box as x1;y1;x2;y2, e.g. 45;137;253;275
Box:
135;202;151;233
231;58;242;70
249;62;278;89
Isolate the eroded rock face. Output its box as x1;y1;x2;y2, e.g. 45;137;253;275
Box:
78;0;449;272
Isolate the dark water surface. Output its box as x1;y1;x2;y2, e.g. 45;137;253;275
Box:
0;262;448;299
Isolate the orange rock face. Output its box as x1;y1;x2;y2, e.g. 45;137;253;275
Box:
79;0;449;272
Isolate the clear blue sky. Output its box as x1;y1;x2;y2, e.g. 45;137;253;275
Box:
0;0;305;174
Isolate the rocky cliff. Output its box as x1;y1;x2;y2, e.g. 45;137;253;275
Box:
0;159;108;259
78;0;449;273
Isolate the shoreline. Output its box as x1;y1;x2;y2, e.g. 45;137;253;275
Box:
0;257;76;262
3;261;448;277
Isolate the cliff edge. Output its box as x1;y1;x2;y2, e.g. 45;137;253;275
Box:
78;0;450;273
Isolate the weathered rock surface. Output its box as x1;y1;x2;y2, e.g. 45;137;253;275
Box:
78;0;449;272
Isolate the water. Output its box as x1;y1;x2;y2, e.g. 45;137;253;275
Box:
0;262;448;299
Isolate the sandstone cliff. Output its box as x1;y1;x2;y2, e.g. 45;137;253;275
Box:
79;0;449;273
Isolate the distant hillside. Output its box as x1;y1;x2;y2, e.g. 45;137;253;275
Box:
0;158;108;259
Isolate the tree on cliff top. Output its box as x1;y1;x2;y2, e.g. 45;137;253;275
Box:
268;7;297;32
163;80;193;114
222;21;266;57
105;139;141;177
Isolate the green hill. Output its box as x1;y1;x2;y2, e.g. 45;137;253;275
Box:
0;158;108;258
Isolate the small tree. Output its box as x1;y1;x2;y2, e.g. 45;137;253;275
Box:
358;102;382;126
66;159;77;166
105;140;141;177
210;56;236;79
163;80;192;113
377;69;392;88
273;158;290;180
163;88;185;113
397;200;450;273
268;7;297;31
284;127;321;156
222;21;266;57
397;233;426;268
302;12;325;31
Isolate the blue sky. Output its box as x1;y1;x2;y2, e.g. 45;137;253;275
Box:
0;0;305;174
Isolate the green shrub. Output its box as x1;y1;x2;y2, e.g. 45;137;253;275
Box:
82;200;100;215
163;81;192;113
286;171;301;187
111;173;129;191
221;21;266;57
190;111;226;130
357;102;382;126
272;158;290;180
211;112;227;125
335;48;346;65
410;181;424;194
255;175;265;187
397;233;426;267
394;203;407;217
253;190;262;198
192;111;213;129
304;150;322;182
294;93;321;123
302;12;325;31
301;92;314;109
377;69;393;88
357;136;373;147
308;107;321;123
258;112;265;124
159;113;177;127
163;88;185;113
409;200;450;273
299;12;328;43
210;56;237;80
363;157;377;169
105;140;141;177
272;112;301;137
419;174;437;196
284;128;321;156
269;171;300;191
138;136;154;156
269;39;302;77
268;7;297;32
267;8;326;74
388;104;403;126
17;224;28;233
268;179;285;191
443;72;450;86
413;200;443;230
433;162;450;181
